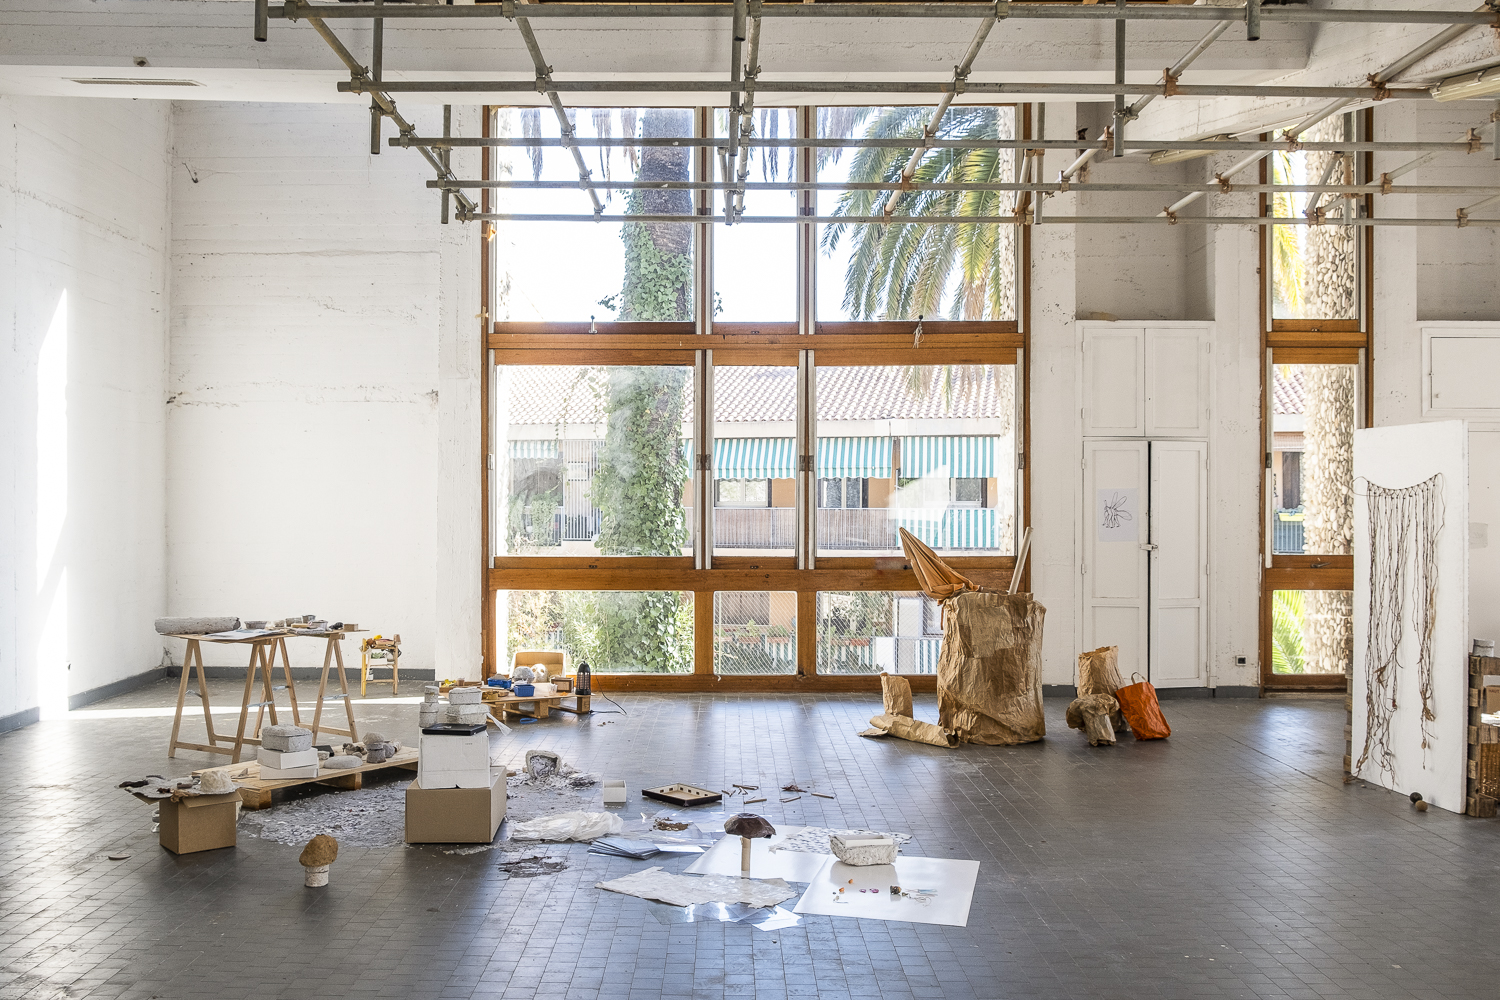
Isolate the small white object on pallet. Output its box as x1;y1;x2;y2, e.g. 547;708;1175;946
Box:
602;779;627;806
258;748;318;770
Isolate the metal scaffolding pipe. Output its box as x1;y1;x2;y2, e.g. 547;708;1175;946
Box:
466;212;1500;228
1122;12;1235;124
274;3;1500;26
731;3;763;219
1113;0;1126;158
431;179;1500;197
401;136;1488;153
508;10;605;215
1381;119;1497;184
725;0;746;222
301;14;475;219
881;11;997;218
342;79;1431;100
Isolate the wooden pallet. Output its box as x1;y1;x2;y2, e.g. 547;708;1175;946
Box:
1466;655;1499;818
192;748;419;810
486;692;591;720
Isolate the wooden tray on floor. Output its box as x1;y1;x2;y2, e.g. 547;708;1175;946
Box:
192;748;419;810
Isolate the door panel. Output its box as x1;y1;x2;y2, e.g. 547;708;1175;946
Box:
1083;328;1145;437
1150;440;1208;687
1146;328;1210;437
1083;440;1149;674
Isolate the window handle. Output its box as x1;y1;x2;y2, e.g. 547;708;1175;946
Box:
1140;543;1159;551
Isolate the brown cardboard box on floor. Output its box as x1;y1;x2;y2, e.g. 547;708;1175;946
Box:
158;792;240;854
405;768;506;844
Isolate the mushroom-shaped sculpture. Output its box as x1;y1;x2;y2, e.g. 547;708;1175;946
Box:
724;813;776;876
299;834;339;887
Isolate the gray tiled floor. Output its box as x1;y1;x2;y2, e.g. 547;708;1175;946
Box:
1;682;1496;1000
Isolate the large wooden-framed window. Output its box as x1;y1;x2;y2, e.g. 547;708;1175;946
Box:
481;104;1030;691
1259;109;1373;691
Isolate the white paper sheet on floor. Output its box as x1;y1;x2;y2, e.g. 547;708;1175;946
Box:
596;867;798;908
793;856;979;927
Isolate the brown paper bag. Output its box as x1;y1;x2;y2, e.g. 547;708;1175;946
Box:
880;673;913;718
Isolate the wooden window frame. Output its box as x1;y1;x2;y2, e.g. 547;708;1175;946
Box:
1257;109;1374;691
480;104;1031;692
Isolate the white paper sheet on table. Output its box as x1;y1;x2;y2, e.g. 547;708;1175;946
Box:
596;866;798;908
793;856;979;927
685;828;828;882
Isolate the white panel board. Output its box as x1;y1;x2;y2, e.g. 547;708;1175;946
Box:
1351;421;1468;813
1083;440;1149;677
793;856;980;927
1145;327;1210;437
1150;440;1208;687
1082;327;1145;437
1422;325;1500;418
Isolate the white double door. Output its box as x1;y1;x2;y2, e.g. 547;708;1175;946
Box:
1083;438;1208;688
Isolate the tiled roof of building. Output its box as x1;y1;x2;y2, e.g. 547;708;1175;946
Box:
1273;366;1306;416
505;364;1012;425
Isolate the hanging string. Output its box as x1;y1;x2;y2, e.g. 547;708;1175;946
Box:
1353;474;1444;778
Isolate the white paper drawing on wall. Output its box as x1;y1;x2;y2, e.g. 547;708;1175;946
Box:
1096;488;1139;542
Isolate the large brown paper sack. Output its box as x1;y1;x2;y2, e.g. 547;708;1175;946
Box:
1077;645;1128;732
864;713;959;748
880;674;913;718
938;591;1046;745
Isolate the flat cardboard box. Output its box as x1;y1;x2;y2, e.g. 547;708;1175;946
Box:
159;792;240;855
419;732;489;789
405;768;506;844
259;762;320;779
1485;685;1500;714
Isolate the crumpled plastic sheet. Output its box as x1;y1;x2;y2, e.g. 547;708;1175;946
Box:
508;810;623;842
649;902;802;932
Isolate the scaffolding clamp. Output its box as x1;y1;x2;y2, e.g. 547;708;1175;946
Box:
1380;172;1393;195
1467;128;1485;153
1163;207;1179;225
995;1;1010;18
1215;173;1232;194
1280;129;1303;151
502;0;515;20
1458;207;1471;228
1366;74;1392;102
1056;172;1070;193
1162;67;1182;99
283;0;300;22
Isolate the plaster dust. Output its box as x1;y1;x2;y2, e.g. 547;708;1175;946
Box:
237;781;407;848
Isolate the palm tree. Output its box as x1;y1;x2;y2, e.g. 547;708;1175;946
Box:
821;105;1017;322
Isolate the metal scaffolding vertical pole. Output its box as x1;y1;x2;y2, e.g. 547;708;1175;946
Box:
441;104;452;224
255;0;269;42
726;0;747;223
1247;0;1262;42
1113;0;1126;158
732;2;763;219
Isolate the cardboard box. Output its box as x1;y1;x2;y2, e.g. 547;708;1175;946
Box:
405;769;506;844
158;792;240;854
1485;685;1500;714
258;747;318;769
259;763;320;779
419;731;489;789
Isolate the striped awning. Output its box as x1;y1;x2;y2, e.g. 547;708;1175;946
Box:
891;508;1002;550
899;436;1001;479
715;438;796;479
509;440;561;460
817;436;893;479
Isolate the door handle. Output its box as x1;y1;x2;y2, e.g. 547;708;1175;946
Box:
1140;543;1158;551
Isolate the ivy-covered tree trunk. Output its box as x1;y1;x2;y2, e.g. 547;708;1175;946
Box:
1303;364;1356;677
589;108;694;671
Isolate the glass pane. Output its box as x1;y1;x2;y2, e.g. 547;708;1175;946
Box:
499;365;693;557
492;108;695;322
815;106;1017;322
500;591;694;674
714;592;797;676
1270;116;1359;320
815;364;1015;556
1271;363;1355;555
714;365;796;555
1270;590;1352;676
714;108;798;321
817;591;942;675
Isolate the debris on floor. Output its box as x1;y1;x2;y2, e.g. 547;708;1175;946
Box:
596;867;797;908
238;782;407;848
498;854;570;879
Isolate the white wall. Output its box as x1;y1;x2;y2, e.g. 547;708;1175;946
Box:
166;102;481;677
1373;102;1500;651
0;95;171;725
